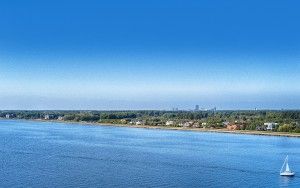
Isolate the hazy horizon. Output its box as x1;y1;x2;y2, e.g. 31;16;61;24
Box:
1;0;300;110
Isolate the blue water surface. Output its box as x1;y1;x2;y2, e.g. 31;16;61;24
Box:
0;120;299;187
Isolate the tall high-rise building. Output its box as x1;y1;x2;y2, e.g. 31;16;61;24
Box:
172;108;179;111
195;105;199;111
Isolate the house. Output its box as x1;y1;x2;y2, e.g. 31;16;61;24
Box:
223;121;230;126
5;114;10;119
227;124;240;130
45;114;55;120
264;122;278;131
136;120;144;126
179;122;188;127
166;121;174;126
256;125;265;131
129;119;140;125
183;122;190;127
120;119;129;124
44;114;50;120
57;116;64;121
201;122;208;128
193;122;200;128
183;121;194;127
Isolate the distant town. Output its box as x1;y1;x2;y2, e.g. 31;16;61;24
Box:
1;107;300;134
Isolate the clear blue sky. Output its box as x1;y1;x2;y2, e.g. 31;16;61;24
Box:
1;0;300;110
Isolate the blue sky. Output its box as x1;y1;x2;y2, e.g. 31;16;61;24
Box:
0;0;300;110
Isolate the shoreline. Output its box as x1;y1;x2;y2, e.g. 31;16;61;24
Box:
2;118;300;138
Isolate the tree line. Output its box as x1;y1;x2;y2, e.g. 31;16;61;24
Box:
1;110;300;133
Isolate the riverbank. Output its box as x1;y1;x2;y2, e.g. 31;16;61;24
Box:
3;118;300;138
95;122;300;138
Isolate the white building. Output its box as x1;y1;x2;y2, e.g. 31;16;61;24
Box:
166;121;174;126
223;121;230;126
183;122;190;127
183;121;193;127
44;115;50;120
136;120;144;126
193;122;200;128
264;122;278;131
5;114;10;119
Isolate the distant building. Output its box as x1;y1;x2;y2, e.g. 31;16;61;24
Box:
44;115;50;120
256;125;265;131
5;114;10;119
136;120;144;126
201;122;207;127
182;121;194;127
195;105;199;111
264;122;278;131
57;116;64;121
120;119;128;124
183;122;191;127
223;121;230;127
227;124;240;130
166;121;174;126
193;122;200;128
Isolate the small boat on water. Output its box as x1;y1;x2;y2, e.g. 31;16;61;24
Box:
280;155;295;176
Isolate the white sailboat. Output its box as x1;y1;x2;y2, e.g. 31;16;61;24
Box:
280;155;295;176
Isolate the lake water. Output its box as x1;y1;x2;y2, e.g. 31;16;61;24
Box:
0;120;299;187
